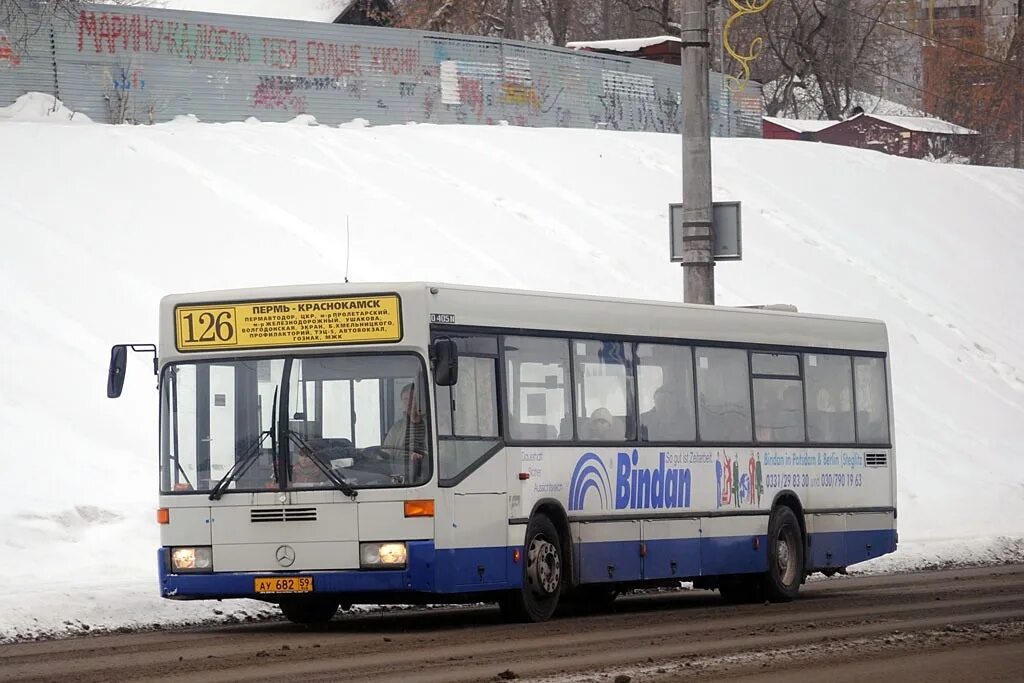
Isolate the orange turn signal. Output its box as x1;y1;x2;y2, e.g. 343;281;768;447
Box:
404;499;435;518
156;508;170;525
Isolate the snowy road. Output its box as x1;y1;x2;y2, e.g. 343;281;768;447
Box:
2;565;1022;682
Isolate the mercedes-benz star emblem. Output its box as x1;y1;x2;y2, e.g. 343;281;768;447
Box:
275;545;296;567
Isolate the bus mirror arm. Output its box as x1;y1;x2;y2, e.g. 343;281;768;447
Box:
431;338;459;387
106;343;157;398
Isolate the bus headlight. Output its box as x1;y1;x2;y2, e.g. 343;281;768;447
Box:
170;546;213;572
360;542;407;568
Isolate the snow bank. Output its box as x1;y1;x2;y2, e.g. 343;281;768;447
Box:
0;100;1021;641
0;93;92;124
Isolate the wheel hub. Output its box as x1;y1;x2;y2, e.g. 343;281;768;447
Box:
777;528;798;585
527;537;561;595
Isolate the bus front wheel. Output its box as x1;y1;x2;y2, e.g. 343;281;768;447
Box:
764;505;804;602
500;514;563;622
279;598;340;625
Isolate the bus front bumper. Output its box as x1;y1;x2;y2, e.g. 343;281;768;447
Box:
158;540;439;599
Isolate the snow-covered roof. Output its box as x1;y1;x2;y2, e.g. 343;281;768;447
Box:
863;114;977;135
566;36;681;53
762;116;838;133
762;75;927;119
108;1;355;23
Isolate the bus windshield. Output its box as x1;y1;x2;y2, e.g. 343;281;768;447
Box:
160;353;431;493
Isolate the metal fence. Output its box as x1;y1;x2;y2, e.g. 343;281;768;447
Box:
1;4;762;136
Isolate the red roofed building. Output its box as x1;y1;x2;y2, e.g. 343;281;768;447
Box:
566;36;682;65
762;117;838;141
815;113;978;159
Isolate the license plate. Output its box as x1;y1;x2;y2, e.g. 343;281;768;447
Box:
254;576;313;594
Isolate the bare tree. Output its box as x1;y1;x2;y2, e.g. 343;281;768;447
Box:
394;0;515;36
1;0;78;49
620;0;680;37
741;0;905;119
534;0;572;45
1;0;151;48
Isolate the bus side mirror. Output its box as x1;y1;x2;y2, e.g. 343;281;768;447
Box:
107;345;128;398
432;338;459;387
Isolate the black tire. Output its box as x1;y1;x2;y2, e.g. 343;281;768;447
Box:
763;505;804;602
279;598;340;625
499;514;563;622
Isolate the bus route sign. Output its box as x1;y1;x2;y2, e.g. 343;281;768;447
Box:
175;294;402;351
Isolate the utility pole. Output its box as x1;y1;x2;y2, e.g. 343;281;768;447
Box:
680;0;715;304
1016;0;1023;168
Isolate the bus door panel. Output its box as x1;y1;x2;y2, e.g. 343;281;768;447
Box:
700;515;768;576
806;513;848;569
575;519;641;584
436;455;509;590
641;518;700;580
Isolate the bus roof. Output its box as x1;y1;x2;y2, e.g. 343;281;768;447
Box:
160;282;888;355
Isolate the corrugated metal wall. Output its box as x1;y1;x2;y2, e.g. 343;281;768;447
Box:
0;14;56;110
1;4;762;136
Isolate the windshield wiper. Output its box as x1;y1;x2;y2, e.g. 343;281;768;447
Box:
288;432;358;499
209;388;279;501
208;429;274;500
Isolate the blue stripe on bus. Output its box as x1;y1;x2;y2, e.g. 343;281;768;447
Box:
158;529;897;600
808;528;896;569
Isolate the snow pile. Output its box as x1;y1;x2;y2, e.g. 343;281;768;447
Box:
0;98;1022;641
0;93;92;124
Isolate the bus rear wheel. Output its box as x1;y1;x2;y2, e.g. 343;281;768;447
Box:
279;598;340;625
499;514;563;622
764;505;804;602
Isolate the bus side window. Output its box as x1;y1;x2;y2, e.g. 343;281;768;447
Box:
751;352;805;443
804;354;855;444
572;339;634;441
853;356;890;444
504;336;572;441
636;343;696;442
695;347;752;442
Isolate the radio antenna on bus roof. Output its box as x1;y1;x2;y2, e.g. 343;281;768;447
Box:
344;216;351;284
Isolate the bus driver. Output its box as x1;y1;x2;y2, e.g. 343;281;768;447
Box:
383;383;427;480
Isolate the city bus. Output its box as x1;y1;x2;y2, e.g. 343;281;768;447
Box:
107;282;896;623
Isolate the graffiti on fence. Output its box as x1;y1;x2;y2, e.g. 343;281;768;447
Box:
0;33;19;68
262;37;297;70
16;6;761;130
112;67;145;91
78;10;252;62
252;76;307;112
369;46;419;76
307;40;361;77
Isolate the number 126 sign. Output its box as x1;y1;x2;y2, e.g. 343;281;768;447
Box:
174;295;402;351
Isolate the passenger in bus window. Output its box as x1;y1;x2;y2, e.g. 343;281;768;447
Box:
383;383;427;476
641;387;681;441
291;446;329;485
588;407;621;441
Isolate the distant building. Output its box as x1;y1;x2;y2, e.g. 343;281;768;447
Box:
762;113;977;159
814;113;977;159
566;36;682;65
334;0;394;27
762;117;838;141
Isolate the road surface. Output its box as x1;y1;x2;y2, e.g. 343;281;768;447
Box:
2;564;1022;682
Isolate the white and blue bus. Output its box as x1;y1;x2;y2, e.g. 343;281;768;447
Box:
108;282;896;623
